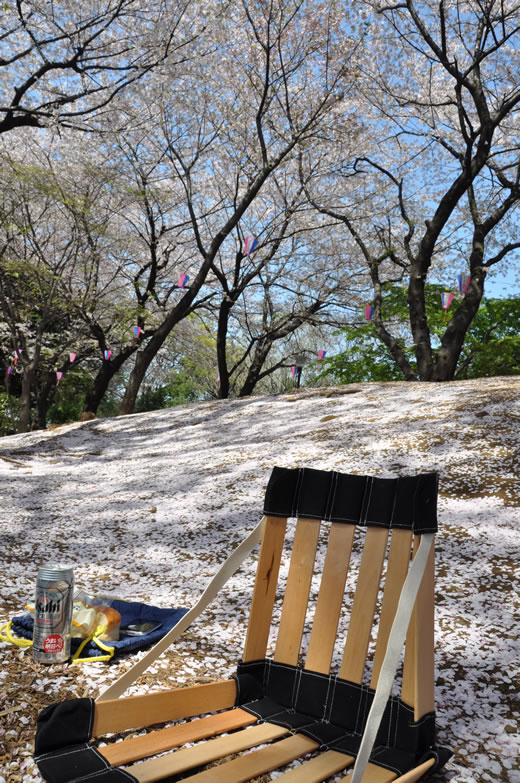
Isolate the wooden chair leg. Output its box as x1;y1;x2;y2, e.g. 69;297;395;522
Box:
93;679;237;735
391;758;436;782
338;762;397;781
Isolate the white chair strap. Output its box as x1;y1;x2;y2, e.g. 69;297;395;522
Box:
96;517;265;702
350;533;435;783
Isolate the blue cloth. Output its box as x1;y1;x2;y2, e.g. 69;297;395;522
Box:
11;599;189;659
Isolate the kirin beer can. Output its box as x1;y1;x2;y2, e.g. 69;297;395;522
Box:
32;564;74;664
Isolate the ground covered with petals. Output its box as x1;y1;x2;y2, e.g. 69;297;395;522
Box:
0;378;518;783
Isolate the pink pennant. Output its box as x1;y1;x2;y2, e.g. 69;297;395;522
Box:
7;366;12;375
178;273;189;289
318;350;326;361
104;350;112;360
134;326;142;339
56;371;63;385
364;305;374;321
291;365;297;377
69;352;76;363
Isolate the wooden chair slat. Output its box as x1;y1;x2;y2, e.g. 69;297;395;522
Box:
370;529;413;689
99;708;257;766
412;538;435;720
180;733;318;783
93;679;237;736
401;536;419;708
124;722;289;783
401;537;435;719
274;517;321;665
274;749;354;782
305;523;355;674
243;515;287;662
339;527;389;683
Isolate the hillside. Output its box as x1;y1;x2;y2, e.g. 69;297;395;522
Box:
0;377;519;783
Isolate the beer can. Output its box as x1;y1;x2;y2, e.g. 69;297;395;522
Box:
32;563;74;664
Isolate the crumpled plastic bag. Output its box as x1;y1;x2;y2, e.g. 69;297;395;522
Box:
26;589;121;642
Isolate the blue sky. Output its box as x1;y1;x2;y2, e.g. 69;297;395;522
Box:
485;264;519;299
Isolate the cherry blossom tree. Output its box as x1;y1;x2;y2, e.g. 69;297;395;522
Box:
208;172;357;398
69;135;210;416
116;0;357;413
0;0;207;134
0;0;364;420
0;148;97;430
304;0;520;381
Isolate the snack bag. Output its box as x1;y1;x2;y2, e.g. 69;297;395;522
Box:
28;590;122;642
71;603;98;638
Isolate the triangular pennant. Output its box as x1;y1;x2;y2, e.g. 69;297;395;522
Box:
56;371;63;385
364;305;374;321
178;273;189;289
244;236;259;255
134;326;142;339
104;350;112;360
69;352;76;363
456;274;470;294
441;292;455;311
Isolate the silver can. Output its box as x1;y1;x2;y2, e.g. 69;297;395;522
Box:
32;563;74;664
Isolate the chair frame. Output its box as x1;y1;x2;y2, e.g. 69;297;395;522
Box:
34;467;451;783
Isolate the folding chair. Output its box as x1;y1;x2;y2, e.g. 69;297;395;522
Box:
34;466;452;783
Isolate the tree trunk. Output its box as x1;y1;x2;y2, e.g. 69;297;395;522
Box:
408;269;434;381
36;372;56;429
216;299;232;399
119;267;213;415
118;350;150;415
83;350;135;415
239;341;272;397
432;270;486;381
18;366;34;433
373;320;417;381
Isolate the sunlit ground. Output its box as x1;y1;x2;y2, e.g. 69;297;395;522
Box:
1;377;518;783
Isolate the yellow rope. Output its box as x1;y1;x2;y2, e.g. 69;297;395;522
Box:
71;634;114;664
0;620;33;648
1;620;114;662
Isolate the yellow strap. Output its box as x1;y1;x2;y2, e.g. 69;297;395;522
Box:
1;620;115;662
0;620;33;648
71;633;114;664
71;633;93;661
